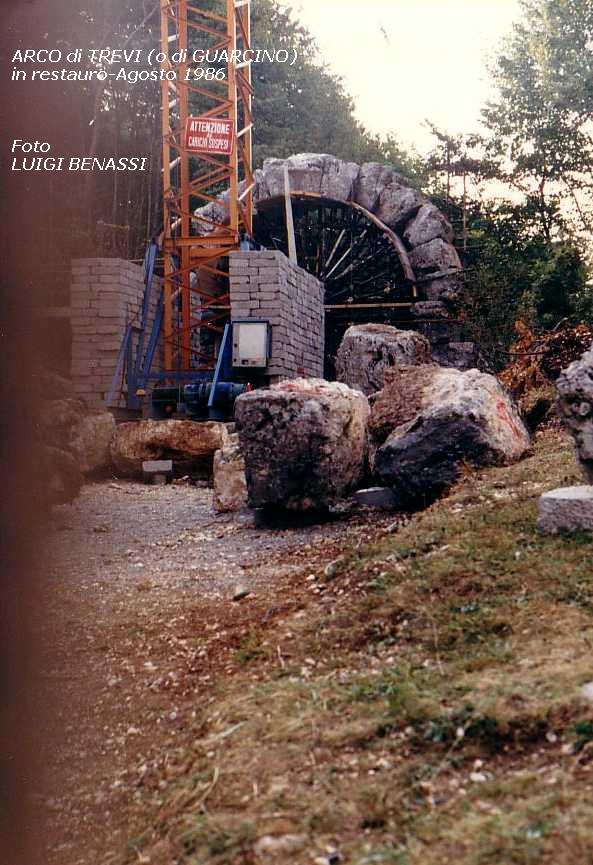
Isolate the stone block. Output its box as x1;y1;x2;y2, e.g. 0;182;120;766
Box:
538;486;593;534
353;487;399;510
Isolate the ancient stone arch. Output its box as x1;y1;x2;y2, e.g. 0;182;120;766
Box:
196;153;465;313
195;153;476;370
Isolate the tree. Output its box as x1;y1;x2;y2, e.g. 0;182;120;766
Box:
483;0;593;239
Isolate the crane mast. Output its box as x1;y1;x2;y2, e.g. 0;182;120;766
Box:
160;0;253;376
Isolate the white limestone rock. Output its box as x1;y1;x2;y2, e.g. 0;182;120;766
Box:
235;378;369;511
538;486;593;534
335;324;431;396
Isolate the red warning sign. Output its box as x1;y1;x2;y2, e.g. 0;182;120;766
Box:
185;116;234;155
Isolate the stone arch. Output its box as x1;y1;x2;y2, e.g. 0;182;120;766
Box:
196;153;465;311
196;153;464;368
254;155;462;302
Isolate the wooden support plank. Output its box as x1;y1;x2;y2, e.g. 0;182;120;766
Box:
283;164;298;265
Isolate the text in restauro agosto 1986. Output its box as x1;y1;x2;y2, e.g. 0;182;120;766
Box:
10;46;298;84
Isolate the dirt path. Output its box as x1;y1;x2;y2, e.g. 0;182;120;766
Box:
36;481;395;865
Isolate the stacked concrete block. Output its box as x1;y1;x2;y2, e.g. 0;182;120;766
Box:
229;251;325;382
70;259;162;409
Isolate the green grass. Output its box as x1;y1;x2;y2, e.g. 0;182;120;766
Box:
126;430;593;865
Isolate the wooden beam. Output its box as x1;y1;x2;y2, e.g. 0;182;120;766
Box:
325;302;414;310
283;164;298;265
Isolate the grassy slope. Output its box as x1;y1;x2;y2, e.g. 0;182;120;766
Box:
130;429;593;865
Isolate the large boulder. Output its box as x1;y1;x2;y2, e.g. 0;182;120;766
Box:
257;154;359;203
422;271;465;308
431;341;486;373
39;446;83;508
32;368;72;401
69;411;116;475
110;420;229;478
370;365;530;507
556;345;593;482
235;379;369;511
335;324;431;396
213;434;248;513
38;398;86;450
38;399;115;475
411;301;455;345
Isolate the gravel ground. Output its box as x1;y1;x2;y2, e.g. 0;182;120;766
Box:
35;479;398;865
43;480;374;595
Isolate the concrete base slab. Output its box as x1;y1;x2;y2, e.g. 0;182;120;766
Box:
142;459;173;485
538;485;593;534
353;486;398;510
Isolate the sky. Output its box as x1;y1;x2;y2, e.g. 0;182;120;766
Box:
293;0;521;154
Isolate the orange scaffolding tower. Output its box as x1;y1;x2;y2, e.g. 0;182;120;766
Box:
160;0;253;375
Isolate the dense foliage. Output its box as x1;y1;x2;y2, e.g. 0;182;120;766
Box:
425;0;593;359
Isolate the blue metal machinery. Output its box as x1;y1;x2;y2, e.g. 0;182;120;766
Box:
106;242;255;420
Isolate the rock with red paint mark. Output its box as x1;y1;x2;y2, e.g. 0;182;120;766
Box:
235;378;369;512
369;365;530;507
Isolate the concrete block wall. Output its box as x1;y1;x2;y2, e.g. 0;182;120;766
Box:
229;250;325;382
70;258;161;409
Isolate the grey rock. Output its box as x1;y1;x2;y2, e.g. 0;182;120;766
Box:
432;341;484;372
353;486;399;510
38;399;115;475
411;302;452;345
68;410;116;475
370;365;530;507
235;378;369;511
375;182;426;229
40;445;83;508
259;154;359;202
581;682;593;703
142;460;174;474
556;346;593;482
142;460;173;486
354;162;398;211
409;239;462;274
193;198;229;236
411;301;450;319
538;486;593;534
319;156;360;201
403;203;454;247
335;323;431;396
422;271;465;306
33;368;72;401
323;557;345;581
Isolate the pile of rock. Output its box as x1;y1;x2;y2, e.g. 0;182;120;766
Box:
225;326;530;517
